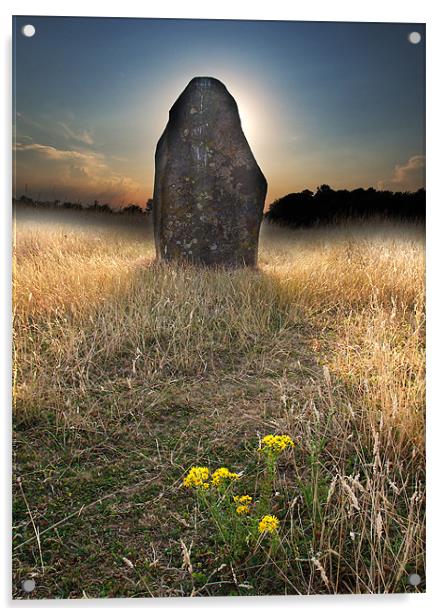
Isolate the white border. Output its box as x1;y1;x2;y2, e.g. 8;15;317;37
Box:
2;1;443;614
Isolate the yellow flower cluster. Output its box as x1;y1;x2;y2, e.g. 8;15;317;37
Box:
258;514;280;534
183;466;240;489
235;505;249;515
234;494;252;515
183;466;210;489
259;434;295;455
212;467;239;487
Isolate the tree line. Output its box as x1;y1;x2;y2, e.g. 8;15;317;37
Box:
14;195;153;216
265;185;425;227
15;185;426;227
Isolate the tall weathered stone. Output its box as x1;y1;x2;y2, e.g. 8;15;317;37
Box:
153;77;267;267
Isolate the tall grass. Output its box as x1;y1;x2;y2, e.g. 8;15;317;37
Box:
12;208;425;596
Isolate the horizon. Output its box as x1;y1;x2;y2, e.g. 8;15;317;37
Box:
13;183;426;213
13;17;426;208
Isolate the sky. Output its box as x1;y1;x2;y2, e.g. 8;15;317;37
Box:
13;17;425;207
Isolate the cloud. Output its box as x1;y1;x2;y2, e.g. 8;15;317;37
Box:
16;112;94;147
14;141;142;206
58;122;94;146
14;142;99;162
68;165;89;179
14;113;147;205
392;155;425;185
383;155;425;191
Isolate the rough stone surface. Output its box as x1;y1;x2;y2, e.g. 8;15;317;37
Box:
153;77;267;267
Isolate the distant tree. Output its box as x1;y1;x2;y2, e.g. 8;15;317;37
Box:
316;184;333;194
88;200;111;213
18;195;35;205
265;187;425;227
121;204;143;215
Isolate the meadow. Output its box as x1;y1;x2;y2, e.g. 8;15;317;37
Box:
12;205;425;597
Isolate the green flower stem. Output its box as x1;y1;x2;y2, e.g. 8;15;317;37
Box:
198;488;229;547
258;453;278;517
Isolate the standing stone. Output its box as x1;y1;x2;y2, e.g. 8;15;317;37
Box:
153;77;267;267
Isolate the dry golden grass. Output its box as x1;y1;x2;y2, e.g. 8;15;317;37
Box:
12;206;425;597
260;223;425;449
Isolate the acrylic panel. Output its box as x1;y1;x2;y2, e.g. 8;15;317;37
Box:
12;16;425;599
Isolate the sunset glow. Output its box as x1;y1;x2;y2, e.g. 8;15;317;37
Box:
13;17;425;208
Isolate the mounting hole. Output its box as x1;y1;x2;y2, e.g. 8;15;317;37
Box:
407;573;421;586
21;579;36;593
408;31;421;45
21;24;35;38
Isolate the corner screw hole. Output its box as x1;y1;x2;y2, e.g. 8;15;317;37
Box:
408;32;421;45
407;573;421;586
22;24;36;38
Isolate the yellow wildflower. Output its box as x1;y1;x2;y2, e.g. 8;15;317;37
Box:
211;467;239;487
258;515;280;534
236;505;250;515
183;466;210;489
234;495;252;515
259;434;295;455
234;495;252;506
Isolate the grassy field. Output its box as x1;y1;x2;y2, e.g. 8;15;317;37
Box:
12;206;425;598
